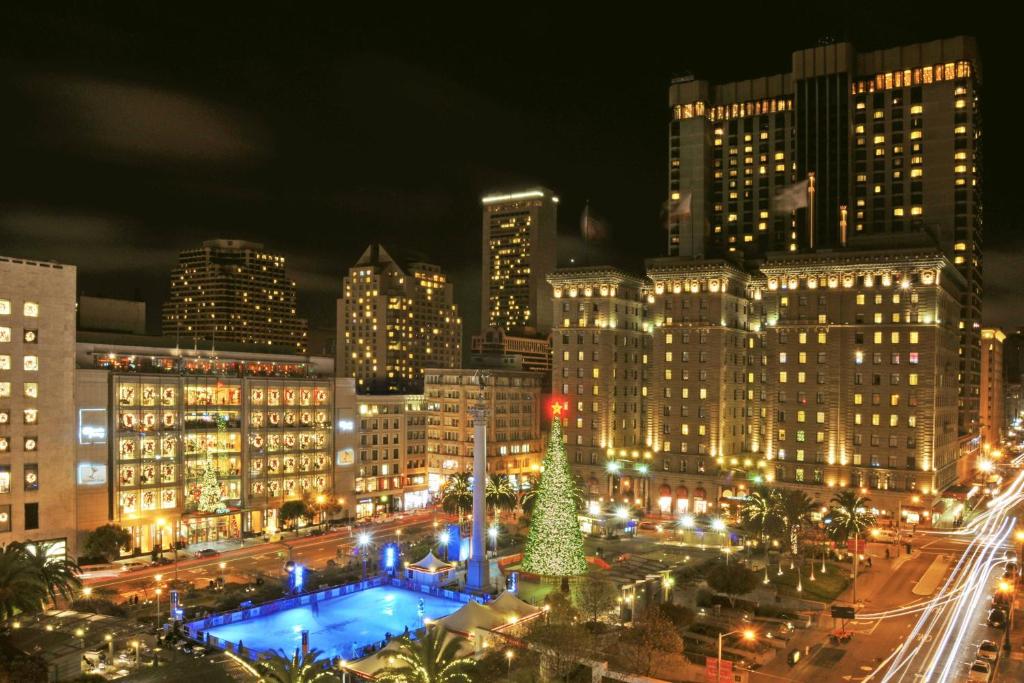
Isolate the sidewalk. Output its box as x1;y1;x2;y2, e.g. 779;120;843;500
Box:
834;541;916;607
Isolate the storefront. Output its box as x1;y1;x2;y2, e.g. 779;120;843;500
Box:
693;487;708;514
181;510;242;545
675;486;689;513
355;494;400;519
403;489;431;511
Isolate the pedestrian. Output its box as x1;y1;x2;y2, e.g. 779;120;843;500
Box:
885;548;890;560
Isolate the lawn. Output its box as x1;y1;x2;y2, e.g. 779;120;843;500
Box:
768;560;849;602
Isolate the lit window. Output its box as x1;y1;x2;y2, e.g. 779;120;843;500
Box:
0;382;10;398
23;302;39;317
23;356;39;372
0;327;10;343
24;437;37;451
0;299;10;315
0;355;9;370
909;373;919;386
24;382;38;399
24;409;37;425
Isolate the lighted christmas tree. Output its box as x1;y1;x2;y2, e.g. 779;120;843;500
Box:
521;407;587;578
197;460;223;513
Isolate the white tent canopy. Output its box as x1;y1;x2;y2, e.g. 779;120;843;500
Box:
409;550;454;572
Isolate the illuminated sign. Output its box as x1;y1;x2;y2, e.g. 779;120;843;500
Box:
547;396;570;420
336;448;355;466
78;408;108;445
77;463;108;486
337;419;354;432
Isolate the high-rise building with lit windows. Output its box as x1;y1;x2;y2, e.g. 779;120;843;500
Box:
337;244;461;394
481;188;558;336
667;36;982;441
0;255;78;558
162;239;308;353
980;328;1005;450
551;246;965;524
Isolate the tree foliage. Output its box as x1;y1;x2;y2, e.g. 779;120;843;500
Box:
439;473;473;523
375;625;476;683
620;605;684;677
484;474;517;520
257;648;339;683
84;524;132;562
279;500;310;530
705;563;759;607
779;489;816;556
827;490;876;542
573;574;618;623
0;543;49;620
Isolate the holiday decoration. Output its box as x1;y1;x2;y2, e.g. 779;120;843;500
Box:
197;461;223;512
521;416;587;577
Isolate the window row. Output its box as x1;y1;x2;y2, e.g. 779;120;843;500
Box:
0;300;39;317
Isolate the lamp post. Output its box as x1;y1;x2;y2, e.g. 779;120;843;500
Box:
131;640;140;668
438;530;451;562
505;649;514;682
488;525;499;557
358;532;371;579
716;629;755;683
105;634;113;662
219;561;227;585
75;628;85;653
155;588;162;627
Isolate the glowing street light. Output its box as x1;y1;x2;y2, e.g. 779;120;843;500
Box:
505;650;515;681
358;533;372;578
680;514;695;529
615;506;630;520
488;525;499;556
716;629;756;682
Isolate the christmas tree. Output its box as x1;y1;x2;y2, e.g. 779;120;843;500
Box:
198;460;223;513
521;412;587;577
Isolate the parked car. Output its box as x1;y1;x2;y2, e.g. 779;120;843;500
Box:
987;608;1006;629
121;561;148;571
977;640;999;662
967;659;991;682
150;557;173;567
194;548;220;559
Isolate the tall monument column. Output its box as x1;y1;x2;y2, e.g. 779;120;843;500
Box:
466;374;490;592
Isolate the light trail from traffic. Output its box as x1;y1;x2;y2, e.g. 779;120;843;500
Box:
867;468;1024;682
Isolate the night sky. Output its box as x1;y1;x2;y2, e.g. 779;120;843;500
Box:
1;4;1019;352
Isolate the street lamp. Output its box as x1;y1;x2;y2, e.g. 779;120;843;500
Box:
505;649;514;681
105;633;114;661
155;588;163;627
131;640;140;668
438;530;451;562
218;561;227;585
1015;529;1024;564
82;586;93;598
358;532;372;579
488;525;499;556
75;628;85;653
716;629;755;683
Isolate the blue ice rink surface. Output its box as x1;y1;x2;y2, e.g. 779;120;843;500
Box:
205;586;462;660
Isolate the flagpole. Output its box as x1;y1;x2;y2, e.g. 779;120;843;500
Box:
839;204;848;247
807;172;816;250
583;200;590;267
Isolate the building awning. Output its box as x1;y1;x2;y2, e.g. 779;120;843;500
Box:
694;487;707;499
659;484;672;496
409;551;454;573
676;486;689;498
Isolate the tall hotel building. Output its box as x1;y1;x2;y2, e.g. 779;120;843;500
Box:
162;239;309;353
337;245;461;394
666;37;982;438
980;328;1005;450
0;256;78;558
551;245;964;521
481;189;559;335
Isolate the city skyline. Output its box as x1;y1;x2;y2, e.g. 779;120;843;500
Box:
2;6;1023;343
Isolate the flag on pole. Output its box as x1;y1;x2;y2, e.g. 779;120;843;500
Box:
772;179;809;212
580;202;609;240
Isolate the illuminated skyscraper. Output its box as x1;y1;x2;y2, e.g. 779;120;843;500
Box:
162;239;308;352
667;36;982;440
337;245;461;393
481;188;558;336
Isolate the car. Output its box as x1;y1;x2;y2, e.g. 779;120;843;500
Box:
194;548;220;558
967;659;991;681
1005;550;1018;562
1005;561;1019;578
977;640;999;662
149;557;173;567
121;561;148;572
987;608;1006;629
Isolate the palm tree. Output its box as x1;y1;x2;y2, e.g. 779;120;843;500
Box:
21;541;82;605
439;473;473;526
484;474;516;522
779;490;816;557
0;543;49;620
257;648;339;683
376;626;475;683
828;490;877;603
739;486;782;543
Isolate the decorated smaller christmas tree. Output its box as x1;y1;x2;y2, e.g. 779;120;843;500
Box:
197;460;223;513
521;404;587;578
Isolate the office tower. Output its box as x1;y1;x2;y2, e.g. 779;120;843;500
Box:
423;368;543;484
74;339;335;555
547;267;648;504
553;246;963;522
980;328;1005;450
337;244;461;394
162;239;308;353
481;188;559;336
470;327;552;381
667;37;982;437
0;255;77;558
